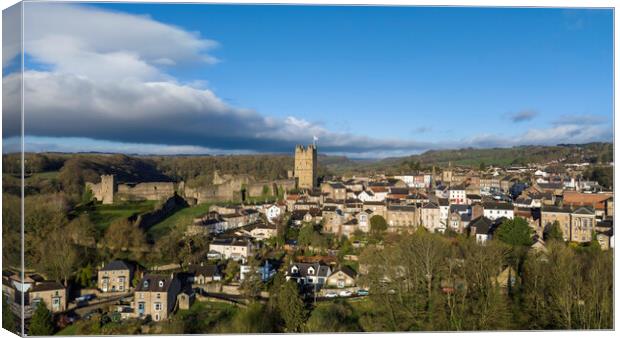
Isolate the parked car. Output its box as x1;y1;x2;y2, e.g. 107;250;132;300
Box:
356;289;369;296
76;294;96;302
325;291;338;298
339;290;353;297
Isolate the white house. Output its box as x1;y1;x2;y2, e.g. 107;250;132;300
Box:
265;204;284;223
482;202;514;220
449;187;467;205
285;262;331;287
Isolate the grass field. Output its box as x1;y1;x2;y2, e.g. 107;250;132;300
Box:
26;170;60;180
55;323;78;335
146;202;213;240
73;200;157;231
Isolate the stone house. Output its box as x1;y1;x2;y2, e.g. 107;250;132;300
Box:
569;206;596;243
468;216;495;243
133;274;181;322
355;210;372;233
541;205;572;241
209;238;254;262
188;263;222;284
420;202;441;232
29;281;67;313
326;266;357;288
98;260;135;293
321;182;347;201
386;205;418;230
2;273;67;315
248;222;278;240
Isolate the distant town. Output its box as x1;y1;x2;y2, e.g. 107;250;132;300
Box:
2;142;614;334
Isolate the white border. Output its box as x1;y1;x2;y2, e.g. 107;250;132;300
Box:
0;1;617;338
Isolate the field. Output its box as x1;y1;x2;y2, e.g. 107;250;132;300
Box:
73;200;157;231
146;203;213;240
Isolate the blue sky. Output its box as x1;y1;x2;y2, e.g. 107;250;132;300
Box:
2;3;613;157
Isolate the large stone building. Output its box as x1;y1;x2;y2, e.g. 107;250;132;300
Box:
294;144;317;190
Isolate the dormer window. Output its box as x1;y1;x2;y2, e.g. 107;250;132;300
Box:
143;280;149;288
291;266;298;274
307;267;315;275
159;280;164;287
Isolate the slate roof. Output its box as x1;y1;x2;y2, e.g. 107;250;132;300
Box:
389;188;410;195
135;274;176;293
541;205;572;213
188;264;221;278
101;260;134;272
331;266;357;279
210;238;250;247
329;182;346;189
449;204;469;214
31;281;65;292
422;202;439;209
572;206;595;215
287;262;330;278
483;202;513;210
469;217;494;235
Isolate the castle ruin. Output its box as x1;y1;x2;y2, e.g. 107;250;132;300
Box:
86;175;176;204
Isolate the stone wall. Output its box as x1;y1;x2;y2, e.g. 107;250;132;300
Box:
117;182;175;201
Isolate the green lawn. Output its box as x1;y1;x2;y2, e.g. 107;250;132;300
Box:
56;323;78;335
146;202;213;240
170;300;237;333
30;171;60;180
73;200;157;231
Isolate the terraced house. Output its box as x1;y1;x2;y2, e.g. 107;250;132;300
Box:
133;274;181;322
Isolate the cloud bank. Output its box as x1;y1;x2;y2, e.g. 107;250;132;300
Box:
2;4;612;158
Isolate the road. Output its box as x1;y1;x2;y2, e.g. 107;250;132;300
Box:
63;293;130;317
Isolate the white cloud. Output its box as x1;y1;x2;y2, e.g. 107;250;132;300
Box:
21;3;218;82
2;3;611;158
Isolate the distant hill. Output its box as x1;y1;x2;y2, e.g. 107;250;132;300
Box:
322;142;613;175
4;142;612;192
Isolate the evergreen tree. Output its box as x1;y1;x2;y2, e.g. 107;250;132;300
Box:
369;215;388;237
543;220;564;242
495;217;533;246
29;301;55;336
2;295;17;334
277;281;307;332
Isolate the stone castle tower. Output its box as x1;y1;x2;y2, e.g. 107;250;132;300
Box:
294;144;317;190
100;174;116;205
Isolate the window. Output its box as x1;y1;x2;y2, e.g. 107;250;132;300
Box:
154;302;162;311
156;293;161;299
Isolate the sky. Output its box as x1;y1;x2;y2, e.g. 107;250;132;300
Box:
2;3;614;158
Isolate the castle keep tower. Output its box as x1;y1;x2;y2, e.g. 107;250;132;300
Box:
100;174;116;205
294;144;317;189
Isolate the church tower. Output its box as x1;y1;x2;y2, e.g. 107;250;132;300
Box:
294;144;317;190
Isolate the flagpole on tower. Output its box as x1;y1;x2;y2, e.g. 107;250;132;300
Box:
313;135;318;147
